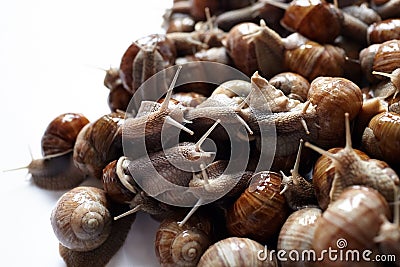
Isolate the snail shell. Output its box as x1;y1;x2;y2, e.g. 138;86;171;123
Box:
362;111;400;167
226;171;289;243
73;112;124;179
312;147;369;210
269;72;310;102
367;18;400;44
197;237;278;267
155;213;212;267
50;186;112;252
313;186;390;266
277;207;322;267
280;0;343;44
41;113;89;156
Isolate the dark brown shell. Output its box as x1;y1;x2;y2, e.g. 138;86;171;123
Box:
198;237;278;267
107;85;133;112
59;203;136;267
372;40;400;79
51;187;112;252
41;113;89;156
281;0;343;44
313;186;390;266
312;147;370;210
119;34;176;93
367;19;400;44
155;213;212;267
226;171;288;243
73;112;124;179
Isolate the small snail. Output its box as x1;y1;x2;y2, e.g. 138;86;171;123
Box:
313;186;390;266
305;113;400;205
73;111;125;179
197;237;278;267
279;139;318;210
50;186;112;252
8;113;89;190
226;171;289;243
155;212;213;267
269;72;310;102
277;207;322;267
103;67;133;112
57;189;136;267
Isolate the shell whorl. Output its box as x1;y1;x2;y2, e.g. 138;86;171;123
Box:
51;187;112;252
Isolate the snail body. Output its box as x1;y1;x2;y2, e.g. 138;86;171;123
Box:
305;113;400;205
51;186;112;252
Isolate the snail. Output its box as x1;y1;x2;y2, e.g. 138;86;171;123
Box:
164;13;196;33
119;34;176;94
342;3;382;25
103;67;133;112
155;212;213;267
73;111;125;179
305;113;400;206
359;39;400;83
197;237;278;267
279;139;318;210
7;113;89;190
225;171;289;244
312;186;391;266
56;188;136;267
374;187;400;264
367;18;400;44
171;91;206;108
370;68;400;99
361;111;400;168
50;186;112;252
122;65;195;158
277;207;322;267
269;72;310;102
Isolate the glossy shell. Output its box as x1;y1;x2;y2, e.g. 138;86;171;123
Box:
367;19;400;44
50;187;112;252
313;186;390;266
307;77;363;147
362;112;400;166
41;113;89;156
155;213;212;267
197;237;278;267
73;112;124;179
226;171;288;243
269;72;310;102
281;0;343;44
277;207;322;267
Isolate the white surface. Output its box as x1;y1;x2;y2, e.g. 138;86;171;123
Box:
0;1;172;266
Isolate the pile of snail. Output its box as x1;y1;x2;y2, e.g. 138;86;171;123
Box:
20;0;400;266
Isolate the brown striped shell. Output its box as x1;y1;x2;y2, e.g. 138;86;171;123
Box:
277;207;322;267
154;213;212;267
362;111;400;167
41;113;89;156
197;237;278;267
50;187;112;252
312;147;370;210
312;186;390;266
73;112;125;179
367;19;400;44
226;171;288;243
269;72;310;102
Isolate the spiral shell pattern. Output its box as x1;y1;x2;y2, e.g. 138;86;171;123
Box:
50;186;112;252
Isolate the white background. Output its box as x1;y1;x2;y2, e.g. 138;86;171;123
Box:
0;1;172;266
